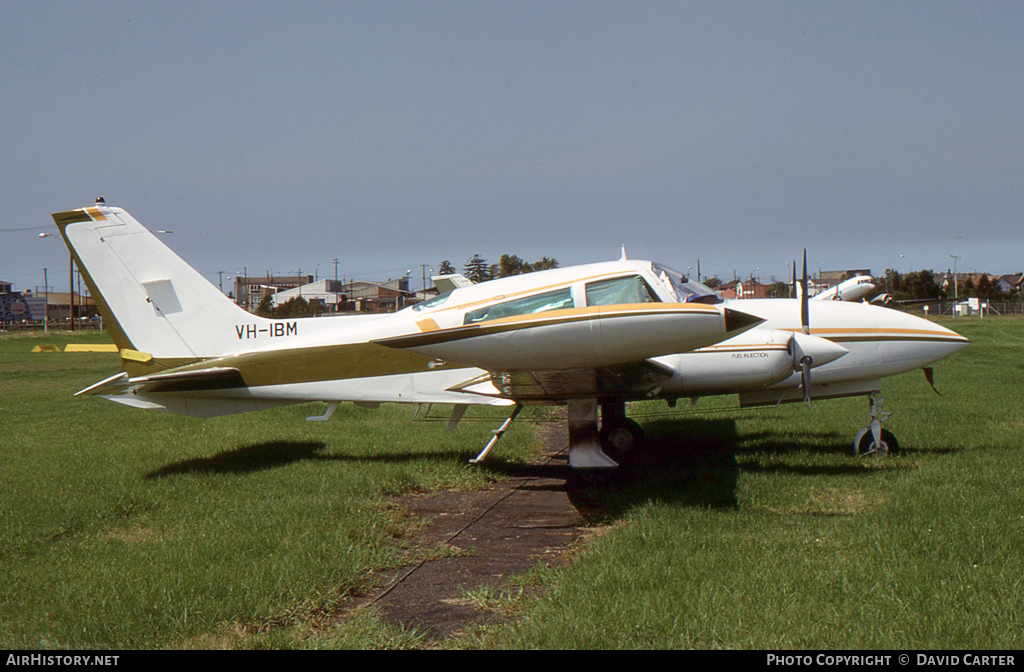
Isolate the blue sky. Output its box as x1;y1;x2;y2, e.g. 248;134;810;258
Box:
2;1;1022;292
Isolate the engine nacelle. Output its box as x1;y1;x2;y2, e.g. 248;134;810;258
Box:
651;329;795;394
650;329;849;395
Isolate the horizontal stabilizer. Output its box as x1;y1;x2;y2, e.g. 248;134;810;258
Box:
446;373;505;397
75;372;130;396
75;367;245;396
432;273;474;292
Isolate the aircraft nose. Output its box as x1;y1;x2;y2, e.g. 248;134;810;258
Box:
908;310;971;345
877;307;971;368
723;307;765;334
925;317;972;353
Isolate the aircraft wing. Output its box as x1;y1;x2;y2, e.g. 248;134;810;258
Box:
374;304;763;372
446;359;674;401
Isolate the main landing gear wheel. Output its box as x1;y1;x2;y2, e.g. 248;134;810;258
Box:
599;418;645;464
853;427;900;457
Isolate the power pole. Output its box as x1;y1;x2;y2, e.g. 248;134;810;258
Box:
69;251;74;333
420;264;432;292
334;259;339;312
43;267;48;334
951;255;961;312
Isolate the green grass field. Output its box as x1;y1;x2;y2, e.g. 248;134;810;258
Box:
1;317;1021;649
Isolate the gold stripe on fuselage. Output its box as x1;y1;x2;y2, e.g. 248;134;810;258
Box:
128;342;470;389
379;303;719;349
784;327;970;344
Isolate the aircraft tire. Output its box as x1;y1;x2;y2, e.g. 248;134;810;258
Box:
599;418;645;464
853;428;900;457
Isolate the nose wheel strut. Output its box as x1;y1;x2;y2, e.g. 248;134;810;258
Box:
853;393;900;456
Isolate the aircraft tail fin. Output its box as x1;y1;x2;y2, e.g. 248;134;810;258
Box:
52;202;263;360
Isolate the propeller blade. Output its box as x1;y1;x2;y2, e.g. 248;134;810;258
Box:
800;355;813;406
790;331;848;408
801;249;810;335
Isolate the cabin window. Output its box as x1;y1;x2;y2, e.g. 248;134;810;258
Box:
584;275;660;307
464;288;574;325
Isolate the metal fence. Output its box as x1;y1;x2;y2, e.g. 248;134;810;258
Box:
0;319;104;334
905;301;1024;317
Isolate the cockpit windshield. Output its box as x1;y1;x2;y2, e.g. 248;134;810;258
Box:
651;263;722;304
412;290;453;311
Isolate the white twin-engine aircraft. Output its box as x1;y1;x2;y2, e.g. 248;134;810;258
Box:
54;202;969;469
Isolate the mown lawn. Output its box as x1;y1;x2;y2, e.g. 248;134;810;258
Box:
2;316;1020;649
461;317;1023;649
0;330;538;649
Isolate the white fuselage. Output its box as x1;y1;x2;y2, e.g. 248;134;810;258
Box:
56;204;966;416
144;271;967;414
647;297;968;407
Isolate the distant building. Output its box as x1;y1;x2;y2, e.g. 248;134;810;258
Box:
271;277;424;313
818;269;871;285
268;278;347;309
937;271;1008;294
995;274;1023;295
716;269;873;300
0;285;95;324
717;278;774;299
0;281;28;323
42;292;97;322
233;275;313;312
734;279;772;299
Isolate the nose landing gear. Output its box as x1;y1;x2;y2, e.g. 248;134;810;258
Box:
853;393;900;456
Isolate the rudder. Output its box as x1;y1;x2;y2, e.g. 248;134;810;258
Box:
53;202;265;359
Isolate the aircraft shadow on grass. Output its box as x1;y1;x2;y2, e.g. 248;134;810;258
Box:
144;438;505;479
142;417;950;493
145;440;331;478
479;418;743;517
488;416;926;520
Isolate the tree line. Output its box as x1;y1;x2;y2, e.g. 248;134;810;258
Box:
883;269;1021;302
439;254;559;284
